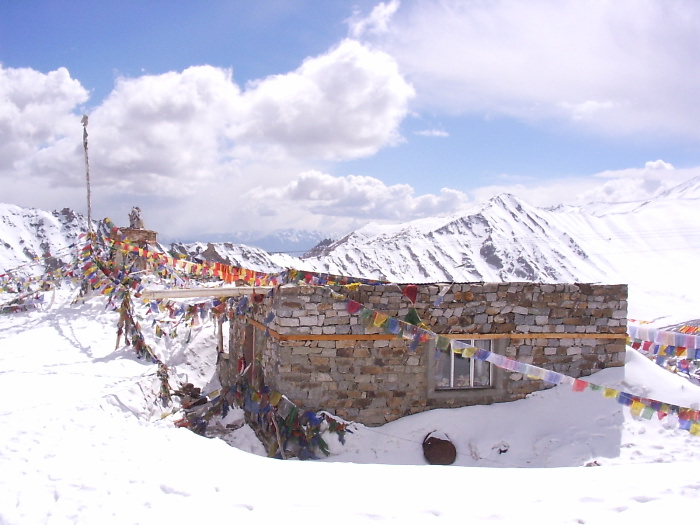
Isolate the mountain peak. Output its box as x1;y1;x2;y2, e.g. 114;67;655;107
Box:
655;175;700;200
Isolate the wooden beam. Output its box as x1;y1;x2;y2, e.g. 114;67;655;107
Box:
141;286;272;299
245;318;627;342
444;333;627;340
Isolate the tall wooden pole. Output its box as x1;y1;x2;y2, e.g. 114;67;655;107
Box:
81;115;93;232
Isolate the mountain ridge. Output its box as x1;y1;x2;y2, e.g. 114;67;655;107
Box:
2;177;699;309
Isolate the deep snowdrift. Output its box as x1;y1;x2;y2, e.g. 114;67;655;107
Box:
2;285;700;524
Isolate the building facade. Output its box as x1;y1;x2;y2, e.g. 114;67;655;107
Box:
218;282;627;426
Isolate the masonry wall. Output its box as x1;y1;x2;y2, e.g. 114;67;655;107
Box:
218;282;628;426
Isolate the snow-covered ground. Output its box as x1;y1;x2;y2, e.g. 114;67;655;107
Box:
2;283;700;525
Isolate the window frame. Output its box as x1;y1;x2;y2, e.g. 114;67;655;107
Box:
434;338;494;390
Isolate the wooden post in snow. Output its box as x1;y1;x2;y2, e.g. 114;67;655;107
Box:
81;115;93;232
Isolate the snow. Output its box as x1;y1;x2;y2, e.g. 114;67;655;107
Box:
3;181;700;524
2;283;700;525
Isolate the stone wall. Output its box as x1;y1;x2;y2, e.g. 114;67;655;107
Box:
218;282;627;426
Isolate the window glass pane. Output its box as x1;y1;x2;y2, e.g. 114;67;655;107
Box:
473;339;492;386
475;339;491;351
434;349;452;388
453;353;472;387
473;359;491;387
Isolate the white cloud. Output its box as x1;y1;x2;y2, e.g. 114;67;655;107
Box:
237;39;414;160
414;129;449;137
0;66;88;172
354;0;700;139
259;169;471;221
645;160;674;171
0;41;414;237
469;161;700;209
348;0;400;38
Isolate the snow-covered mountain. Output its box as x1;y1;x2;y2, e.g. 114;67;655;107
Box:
300;194;600;282
2;176;699;322
298;179;700;289
0;204;87;277
171;228;330;254
297;177;700;322
168;241;301;274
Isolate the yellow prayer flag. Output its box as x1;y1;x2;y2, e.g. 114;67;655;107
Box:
630;401;644;417
691;423;700;436
603;387;618;399
373;313;389;327
461;346;477;358
269;391;282;406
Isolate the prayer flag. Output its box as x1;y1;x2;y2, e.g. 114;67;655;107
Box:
474;348;490;361
641;406;655;420
373;312;389;328
402;284;418;304
386;317;402;336
630;401;644;417
603;387;618;399
436;335;451;351
572;379;588;392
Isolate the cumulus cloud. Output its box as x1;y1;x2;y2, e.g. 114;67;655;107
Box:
579;161;700;203
262;169;470;221
237;39;414;160
469;161;700;209
0;41;414;237
644;160;674;171
0;66;88;171
352;0;700;139
75;40;411;196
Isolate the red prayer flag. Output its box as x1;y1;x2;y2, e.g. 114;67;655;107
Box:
572;379;588;392
346;300;362;314
402;284;418;304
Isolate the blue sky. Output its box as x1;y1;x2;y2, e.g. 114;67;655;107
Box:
1;0;699;240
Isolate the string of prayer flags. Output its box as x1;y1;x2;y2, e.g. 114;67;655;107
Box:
628;332;700;381
342;297;700;436
628;321;700;358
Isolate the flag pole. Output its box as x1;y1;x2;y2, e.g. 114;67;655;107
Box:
81;115;93;233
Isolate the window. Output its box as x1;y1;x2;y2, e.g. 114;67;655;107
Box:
434;339;493;389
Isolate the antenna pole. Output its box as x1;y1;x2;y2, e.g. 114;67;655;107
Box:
81;115;93;232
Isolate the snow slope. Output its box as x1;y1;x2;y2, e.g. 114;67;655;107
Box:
2;177;700;523
1;286;700;524
0;204;85;277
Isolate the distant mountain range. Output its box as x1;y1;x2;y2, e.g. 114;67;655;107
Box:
2;177;700;321
169;229;331;255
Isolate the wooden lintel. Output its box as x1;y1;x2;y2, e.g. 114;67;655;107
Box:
245;317;627;342
141;286;272;300
445;333;627;340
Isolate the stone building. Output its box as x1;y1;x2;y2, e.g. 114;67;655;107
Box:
218;282;627;427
